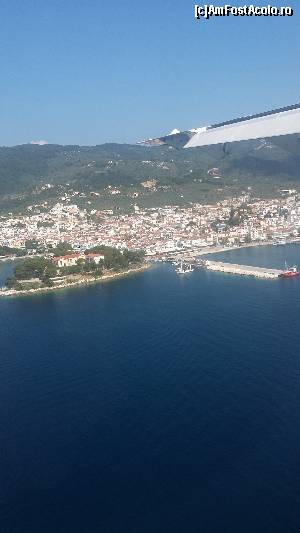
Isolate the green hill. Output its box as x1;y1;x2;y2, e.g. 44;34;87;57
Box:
0;138;299;214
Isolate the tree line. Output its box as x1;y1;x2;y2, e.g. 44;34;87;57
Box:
5;244;145;290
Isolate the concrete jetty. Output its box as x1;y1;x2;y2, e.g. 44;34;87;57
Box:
204;260;281;279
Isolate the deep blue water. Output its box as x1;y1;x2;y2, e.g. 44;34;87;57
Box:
1;245;300;533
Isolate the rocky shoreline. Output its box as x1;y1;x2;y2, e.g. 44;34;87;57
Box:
0;264;151;298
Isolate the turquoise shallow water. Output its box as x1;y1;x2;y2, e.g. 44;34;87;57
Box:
1;245;300;533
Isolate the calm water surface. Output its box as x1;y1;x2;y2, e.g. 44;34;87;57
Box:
1;245;300;533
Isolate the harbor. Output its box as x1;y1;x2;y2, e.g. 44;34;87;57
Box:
159;241;300;280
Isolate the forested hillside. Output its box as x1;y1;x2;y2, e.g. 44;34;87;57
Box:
0;138;299;214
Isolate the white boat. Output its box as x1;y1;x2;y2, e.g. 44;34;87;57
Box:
185;263;194;272
176;260;194;274
273;239;287;246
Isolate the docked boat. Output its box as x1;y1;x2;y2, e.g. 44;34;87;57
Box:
176;260;194;274
273;239;287;246
279;262;299;278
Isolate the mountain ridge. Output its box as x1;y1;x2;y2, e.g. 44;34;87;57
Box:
0;139;299;214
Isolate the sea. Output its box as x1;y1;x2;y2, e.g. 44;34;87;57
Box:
1;244;300;533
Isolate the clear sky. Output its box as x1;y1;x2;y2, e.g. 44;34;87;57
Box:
0;0;299;146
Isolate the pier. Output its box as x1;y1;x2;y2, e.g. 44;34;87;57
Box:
204;260;282;279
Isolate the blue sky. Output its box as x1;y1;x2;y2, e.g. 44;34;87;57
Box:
0;0;299;146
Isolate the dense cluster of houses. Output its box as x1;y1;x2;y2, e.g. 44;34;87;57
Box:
1;192;300;257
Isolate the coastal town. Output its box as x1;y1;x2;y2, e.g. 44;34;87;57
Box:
1;190;300;294
1;191;300;257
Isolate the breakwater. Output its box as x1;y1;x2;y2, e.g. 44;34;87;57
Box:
204;260;282;279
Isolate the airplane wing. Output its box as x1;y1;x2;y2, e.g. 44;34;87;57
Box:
139;103;300;150
137;130;199;149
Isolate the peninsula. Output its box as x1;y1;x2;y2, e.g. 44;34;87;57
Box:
0;244;147;297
